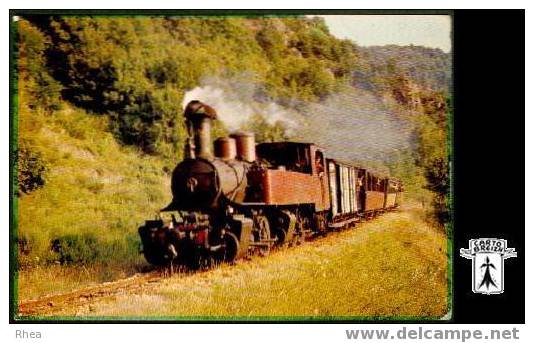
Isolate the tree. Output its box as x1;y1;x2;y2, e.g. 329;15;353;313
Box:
17;19;62;112
242;113;290;143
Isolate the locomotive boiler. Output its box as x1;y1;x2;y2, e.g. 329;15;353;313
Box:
138;100;403;268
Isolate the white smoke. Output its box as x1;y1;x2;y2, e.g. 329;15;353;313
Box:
295;87;415;163
182;76;297;132
182;76;414;168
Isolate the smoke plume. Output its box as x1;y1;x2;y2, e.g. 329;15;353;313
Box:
183;76;414;171
296;88;415;165
182;76;298;132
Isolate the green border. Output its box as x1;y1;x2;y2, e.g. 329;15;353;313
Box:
9;9;454;323
9;11;20;323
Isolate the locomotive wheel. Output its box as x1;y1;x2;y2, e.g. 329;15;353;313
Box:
222;232;240;263
272;215;289;247
274;228;287;247
186;253;202;270
256;216;271;256
294;232;305;246
294;215;310;245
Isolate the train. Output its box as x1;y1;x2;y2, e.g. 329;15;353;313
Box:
138;100;403;268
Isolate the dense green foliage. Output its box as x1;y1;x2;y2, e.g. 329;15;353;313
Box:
25;16;357;157
386;86;450;226
416;94;450;225
16;141;49;195
15;16;451;272
17;20;63;112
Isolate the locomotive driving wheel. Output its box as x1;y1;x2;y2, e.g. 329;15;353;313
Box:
255;215;272;256
222;231;240;263
272;210;296;248
274;227;287;247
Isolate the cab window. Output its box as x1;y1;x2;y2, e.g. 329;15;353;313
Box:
256;143;312;174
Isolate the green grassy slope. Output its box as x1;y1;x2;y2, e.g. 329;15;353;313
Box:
17;101;172;273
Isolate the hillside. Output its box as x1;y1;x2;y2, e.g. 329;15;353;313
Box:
356;45;451;94
17;100;172;263
14;16;450;292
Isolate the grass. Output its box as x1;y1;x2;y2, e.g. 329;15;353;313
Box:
16;101;173;297
59;205;448;319
17;262;147;301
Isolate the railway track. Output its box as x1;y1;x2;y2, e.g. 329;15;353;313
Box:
17;271;165;317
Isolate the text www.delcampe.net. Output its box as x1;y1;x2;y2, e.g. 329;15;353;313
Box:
346;327;519;342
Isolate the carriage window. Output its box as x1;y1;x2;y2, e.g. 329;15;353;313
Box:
358;170;365;188
379;179;386;192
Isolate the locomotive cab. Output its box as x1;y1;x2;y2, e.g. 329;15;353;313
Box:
247;142;330;210
255;142;325;176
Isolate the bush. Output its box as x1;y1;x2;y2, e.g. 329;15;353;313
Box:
424;158;450;225
51;233;100;264
17;141;48;195
50;233;142;265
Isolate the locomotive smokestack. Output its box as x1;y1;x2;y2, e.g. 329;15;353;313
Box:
184;100;217;159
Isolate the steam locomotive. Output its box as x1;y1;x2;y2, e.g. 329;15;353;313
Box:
138;101;403;268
